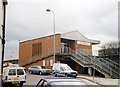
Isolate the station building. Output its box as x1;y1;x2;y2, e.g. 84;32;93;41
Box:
19;30;100;73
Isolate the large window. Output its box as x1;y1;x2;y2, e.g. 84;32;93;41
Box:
8;69;16;75
17;69;24;75
32;43;42;57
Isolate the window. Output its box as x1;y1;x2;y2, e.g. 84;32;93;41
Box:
8;69;16;75
17;69;24;75
32;43;42;57
45;60;49;66
50;60;53;66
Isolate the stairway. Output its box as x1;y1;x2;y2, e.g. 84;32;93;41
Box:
60;47;120;78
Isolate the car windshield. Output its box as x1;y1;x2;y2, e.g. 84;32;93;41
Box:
36;66;42;69
50;81;87;87
61;66;72;71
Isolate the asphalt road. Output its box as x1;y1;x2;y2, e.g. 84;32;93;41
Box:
0;74;102;87
23;74;102;87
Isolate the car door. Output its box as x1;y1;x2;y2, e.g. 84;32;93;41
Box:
17;69;26;81
33;67;39;74
7;69;18;81
31;66;36;73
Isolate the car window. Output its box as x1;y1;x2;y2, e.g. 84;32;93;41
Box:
50;81;87;87
8;69;16;75
35;67;39;69
36;80;48;87
36;66;42;69
31;66;34;68
42;81;48;87
30;66;35;68
17;69;24;75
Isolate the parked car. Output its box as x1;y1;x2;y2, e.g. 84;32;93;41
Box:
2;66;26;87
36;77;87;87
53;63;78;78
28;65;52;75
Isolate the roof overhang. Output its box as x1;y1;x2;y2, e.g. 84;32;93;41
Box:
61;30;100;45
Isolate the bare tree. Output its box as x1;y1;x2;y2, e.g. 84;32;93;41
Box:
98;41;119;63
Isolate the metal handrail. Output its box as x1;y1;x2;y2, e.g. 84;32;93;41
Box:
61;47;117;77
105;58;119;68
62;47;111;76
98;58;119;71
97;58;119;76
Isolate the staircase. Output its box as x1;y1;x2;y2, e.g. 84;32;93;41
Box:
60;47;120;78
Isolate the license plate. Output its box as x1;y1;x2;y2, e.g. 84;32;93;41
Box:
72;74;76;76
14;77;19;81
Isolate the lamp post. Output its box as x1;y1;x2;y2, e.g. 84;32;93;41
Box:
46;9;56;64
93;50;97;82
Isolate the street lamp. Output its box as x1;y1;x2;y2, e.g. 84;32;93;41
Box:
93;50;97;82
46;9;56;64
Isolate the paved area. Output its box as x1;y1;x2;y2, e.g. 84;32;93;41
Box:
78;74;119;86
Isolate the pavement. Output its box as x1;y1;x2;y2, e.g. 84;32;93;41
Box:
78;74;119;87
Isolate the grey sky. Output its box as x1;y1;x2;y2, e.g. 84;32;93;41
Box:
5;0;119;60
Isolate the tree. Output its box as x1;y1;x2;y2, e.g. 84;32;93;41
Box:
98;41;119;63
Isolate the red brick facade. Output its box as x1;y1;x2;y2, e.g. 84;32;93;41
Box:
19;32;99;69
19;34;61;69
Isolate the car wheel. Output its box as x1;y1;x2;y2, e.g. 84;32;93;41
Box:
39;71;42;75
2;80;5;86
54;73;57;77
65;74;68;77
19;82;23;87
29;70;32;74
73;76;77;78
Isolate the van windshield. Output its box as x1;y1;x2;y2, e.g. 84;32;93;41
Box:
61;66;72;71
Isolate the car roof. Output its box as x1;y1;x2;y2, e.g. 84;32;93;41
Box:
43;77;85;83
30;65;41;67
4;66;24;69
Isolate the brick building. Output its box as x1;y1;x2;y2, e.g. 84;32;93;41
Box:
19;30;100;72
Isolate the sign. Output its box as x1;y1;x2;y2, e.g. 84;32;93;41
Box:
77;41;90;46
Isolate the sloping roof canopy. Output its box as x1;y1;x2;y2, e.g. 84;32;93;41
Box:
61;30;100;45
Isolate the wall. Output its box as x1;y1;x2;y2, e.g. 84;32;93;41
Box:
75;41;92;55
19;34;61;67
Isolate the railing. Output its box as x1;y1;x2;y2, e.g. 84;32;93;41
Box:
61;47;93;65
94;59;113;77
60;47;119;78
98;58;120;78
104;58;120;69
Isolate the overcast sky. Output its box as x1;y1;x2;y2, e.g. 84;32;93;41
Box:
5;0;119;60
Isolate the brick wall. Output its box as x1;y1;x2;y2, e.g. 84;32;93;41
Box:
19;34;61;67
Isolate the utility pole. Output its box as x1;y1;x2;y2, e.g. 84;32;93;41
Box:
0;0;8;86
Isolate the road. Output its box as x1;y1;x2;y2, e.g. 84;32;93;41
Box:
23;74;102;87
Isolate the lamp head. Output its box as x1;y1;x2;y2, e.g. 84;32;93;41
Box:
46;9;51;12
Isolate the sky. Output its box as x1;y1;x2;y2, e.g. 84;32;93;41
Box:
4;0;119;60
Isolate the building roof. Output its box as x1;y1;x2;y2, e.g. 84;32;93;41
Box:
61;30;100;44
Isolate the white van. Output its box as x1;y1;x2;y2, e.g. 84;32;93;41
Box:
52;63;78;78
2;66;26;87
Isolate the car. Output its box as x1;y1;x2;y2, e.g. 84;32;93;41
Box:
36;77;87;87
28;65;52;75
2;65;26;87
53;63;78;78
